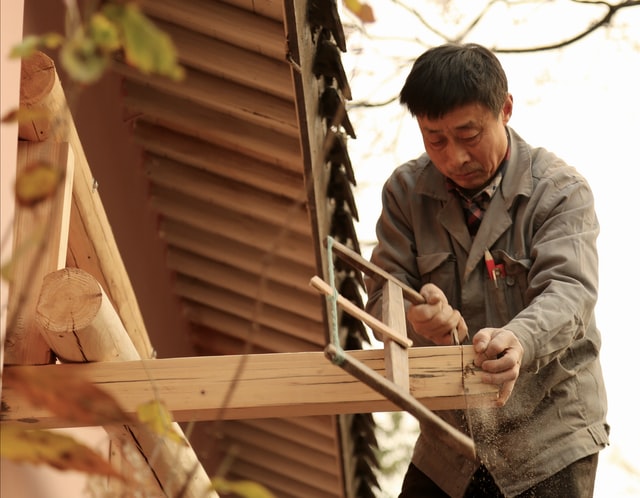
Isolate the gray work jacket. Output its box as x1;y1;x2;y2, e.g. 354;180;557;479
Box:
365;127;609;497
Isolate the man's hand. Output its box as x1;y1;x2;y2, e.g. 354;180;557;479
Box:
473;328;524;406
407;283;468;345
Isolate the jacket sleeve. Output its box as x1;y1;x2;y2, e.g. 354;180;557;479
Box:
507;164;600;372
364;166;427;342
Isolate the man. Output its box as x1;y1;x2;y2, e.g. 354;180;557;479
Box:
364;43;609;497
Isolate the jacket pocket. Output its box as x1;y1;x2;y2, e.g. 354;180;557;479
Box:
416;252;457;305
485;250;531;327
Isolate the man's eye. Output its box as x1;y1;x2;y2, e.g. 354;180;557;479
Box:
429;139;446;148
460;133;480;143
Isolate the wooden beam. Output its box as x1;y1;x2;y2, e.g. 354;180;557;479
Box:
1;346;498;429
33;267;216;498
4;140;74;365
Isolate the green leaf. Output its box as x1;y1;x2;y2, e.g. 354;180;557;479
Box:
103;3;184;80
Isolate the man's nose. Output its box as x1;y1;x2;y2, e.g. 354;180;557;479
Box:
443;141;470;169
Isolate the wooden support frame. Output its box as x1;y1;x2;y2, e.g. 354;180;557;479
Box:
1;345;497;429
32;268;215;498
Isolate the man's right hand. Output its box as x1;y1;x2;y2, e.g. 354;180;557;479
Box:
407;283;468;345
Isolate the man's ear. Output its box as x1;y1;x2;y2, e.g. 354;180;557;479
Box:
502;94;514;123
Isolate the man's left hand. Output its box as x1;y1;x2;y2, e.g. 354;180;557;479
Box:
473;328;524;406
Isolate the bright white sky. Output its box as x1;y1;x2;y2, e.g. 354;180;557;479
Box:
341;2;640;496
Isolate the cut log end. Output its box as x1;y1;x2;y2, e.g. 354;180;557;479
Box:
36;267;103;332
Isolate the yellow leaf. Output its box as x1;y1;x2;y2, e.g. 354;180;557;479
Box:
103;3;185;81
89;12;121;52
15;160;63;207
3;366;133;426
0;227;47;284
211;477;277;498
343;0;376;23
1;106;49;125
1;426;126;480
136;400;187;445
1;259;14;283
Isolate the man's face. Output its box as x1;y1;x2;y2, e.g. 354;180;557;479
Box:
416;96;513;191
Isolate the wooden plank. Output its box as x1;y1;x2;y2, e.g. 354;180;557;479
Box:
150;185;315;267
382;280;410;391
228;459;334;498
145;155;312;236
154;19;292;100
162;218;315;291
1;346;498;429
123;81;301;171
114;62;298;137
227;441;340;494
133;122;304;200
168;249;323;321
176;281;324;344
222;0;284;22
223;421;337;463
138;0;286;59
184;302;324;352
4;141;74;365
241;418;336;453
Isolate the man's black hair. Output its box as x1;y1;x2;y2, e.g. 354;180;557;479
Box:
399;43;508;119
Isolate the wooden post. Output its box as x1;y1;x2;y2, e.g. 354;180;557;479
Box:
382;280;410;392
34;267;217;498
4;141;74;365
17;50;64;141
